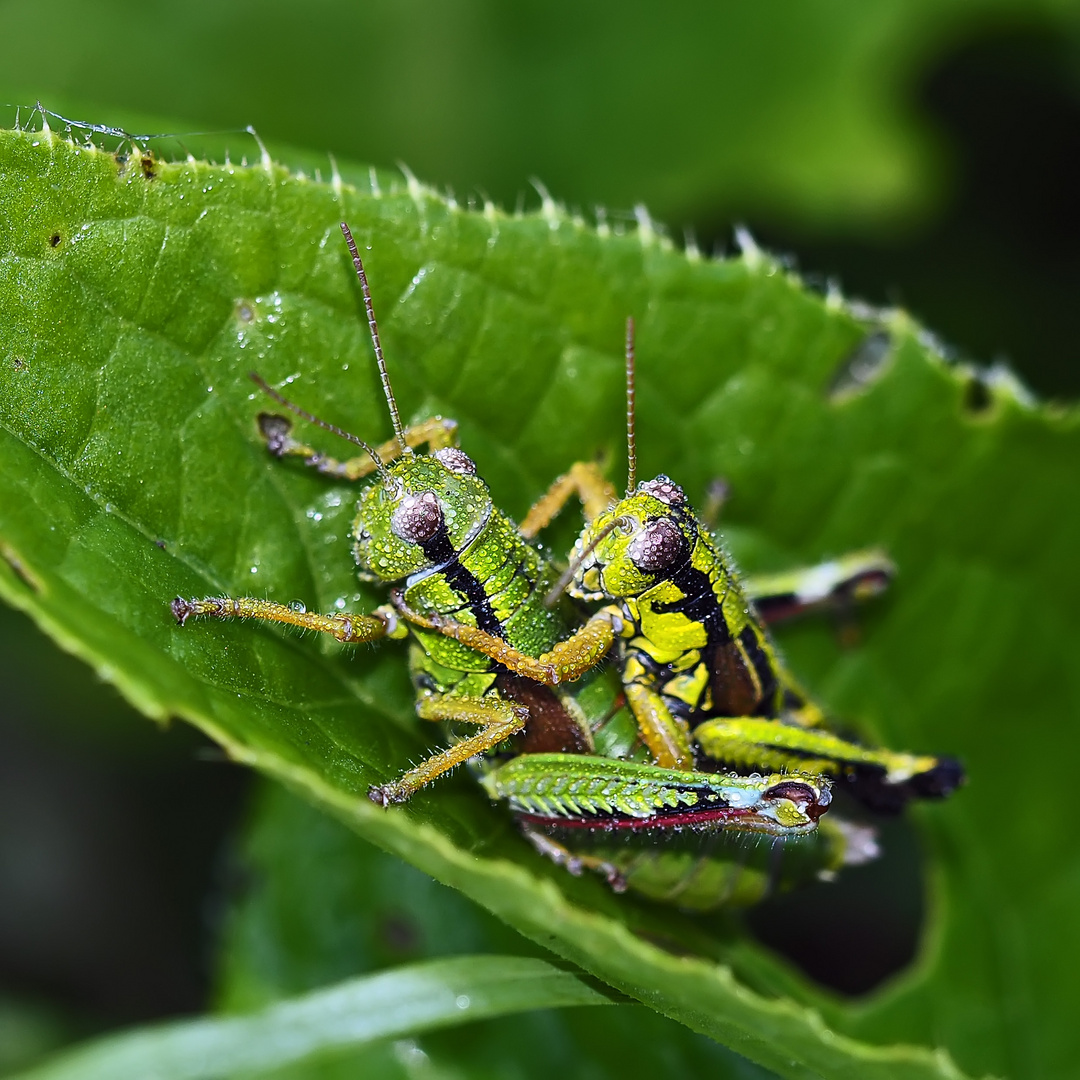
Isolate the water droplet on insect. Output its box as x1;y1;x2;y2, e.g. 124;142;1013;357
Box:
289;600;306;613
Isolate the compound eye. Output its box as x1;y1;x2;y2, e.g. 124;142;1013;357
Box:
627;517;683;573
391;491;443;543
433;447;477;475
638;475;685;506
765;779;829;820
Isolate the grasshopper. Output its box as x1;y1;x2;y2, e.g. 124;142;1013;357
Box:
172;224;834;907
425;319;964;817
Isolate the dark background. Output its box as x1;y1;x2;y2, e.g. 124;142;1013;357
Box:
1;2;1078;1062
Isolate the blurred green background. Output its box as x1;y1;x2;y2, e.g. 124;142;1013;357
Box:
2;0;1080;1070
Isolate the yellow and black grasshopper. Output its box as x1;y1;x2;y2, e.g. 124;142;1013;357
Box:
173;225;959;907
173;224;841;909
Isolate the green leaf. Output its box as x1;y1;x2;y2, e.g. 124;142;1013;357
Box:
9;956;608;1080
214;780;778;1079
1;124;1076;1079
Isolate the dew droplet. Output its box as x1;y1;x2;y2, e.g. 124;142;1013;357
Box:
289;600;307;613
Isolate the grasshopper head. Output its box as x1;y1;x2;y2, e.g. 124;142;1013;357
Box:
568;475;696;601
752;774;832;834
352;447;494;582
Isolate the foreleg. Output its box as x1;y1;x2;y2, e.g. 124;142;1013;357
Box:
171;595;399;644
393;595;619;686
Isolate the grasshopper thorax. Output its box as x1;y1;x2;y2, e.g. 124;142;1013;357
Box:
568;476;700;601
352;448;494;582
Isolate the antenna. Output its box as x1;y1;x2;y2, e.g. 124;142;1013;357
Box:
249;372;390;482
544;516;627;609
625;316;637;496
339;222;410;456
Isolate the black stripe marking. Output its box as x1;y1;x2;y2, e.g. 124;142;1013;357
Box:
737;624;779;712
652;516;731;645
419;526;506;639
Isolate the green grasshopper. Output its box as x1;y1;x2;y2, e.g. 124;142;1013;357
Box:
172;224;834;907
425;319;963;816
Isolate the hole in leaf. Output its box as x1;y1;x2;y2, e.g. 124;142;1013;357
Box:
963;374;993;414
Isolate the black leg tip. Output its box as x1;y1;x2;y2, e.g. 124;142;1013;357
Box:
910;756;965;800
368;784;407;808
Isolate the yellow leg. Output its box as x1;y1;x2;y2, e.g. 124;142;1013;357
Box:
693;717;940;785
258;414;459;481
369;693;528;805
519;462;616;538
394;596;618;685
623;682;695;771
171;595;397;644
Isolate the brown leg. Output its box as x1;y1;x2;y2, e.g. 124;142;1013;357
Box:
520;827;628;892
519;462;616;538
